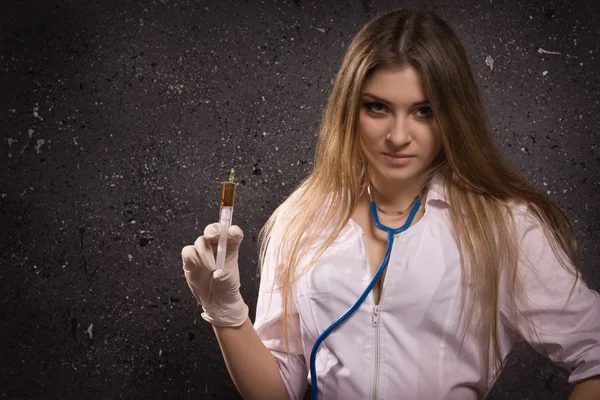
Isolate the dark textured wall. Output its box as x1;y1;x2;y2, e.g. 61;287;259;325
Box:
1;0;598;399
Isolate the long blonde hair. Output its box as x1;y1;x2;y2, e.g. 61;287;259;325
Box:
257;9;579;389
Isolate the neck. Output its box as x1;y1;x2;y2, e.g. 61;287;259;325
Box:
367;173;427;213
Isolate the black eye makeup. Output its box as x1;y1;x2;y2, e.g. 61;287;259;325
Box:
415;107;433;118
362;100;434;119
363;101;388;115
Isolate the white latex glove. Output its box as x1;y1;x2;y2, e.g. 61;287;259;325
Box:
181;223;249;327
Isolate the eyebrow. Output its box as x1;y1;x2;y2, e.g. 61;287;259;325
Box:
362;93;430;107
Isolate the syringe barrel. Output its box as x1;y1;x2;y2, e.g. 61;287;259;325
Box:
216;180;236;270
219;206;233;226
216;206;233;270
221;182;236;207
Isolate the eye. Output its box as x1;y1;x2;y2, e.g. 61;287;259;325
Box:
415;107;433;118
364;102;388;115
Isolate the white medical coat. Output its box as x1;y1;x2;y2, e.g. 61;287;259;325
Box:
253;175;600;399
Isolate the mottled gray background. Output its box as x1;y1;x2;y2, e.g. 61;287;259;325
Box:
1;0;598;399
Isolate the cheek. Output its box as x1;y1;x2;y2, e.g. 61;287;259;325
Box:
358;114;388;144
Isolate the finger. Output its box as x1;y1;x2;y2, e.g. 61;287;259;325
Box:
213;268;226;281
227;225;244;251
194;235;216;271
181;245;211;287
213;263;239;284
203;223;221;239
181;245;201;272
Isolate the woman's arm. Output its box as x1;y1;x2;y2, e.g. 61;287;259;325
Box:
213;318;291;400
183;223;306;399
570;376;600;400
218;223;308;400
500;207;600;386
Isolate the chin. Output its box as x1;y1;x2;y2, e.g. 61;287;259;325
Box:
376;165;420;181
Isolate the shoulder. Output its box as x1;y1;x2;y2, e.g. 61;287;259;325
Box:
505;200;538;224
503;200;576;274
503;200;552;240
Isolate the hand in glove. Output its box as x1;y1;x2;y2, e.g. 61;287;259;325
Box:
181;223;249;327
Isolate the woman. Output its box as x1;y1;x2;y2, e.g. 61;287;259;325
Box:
181;9;600;400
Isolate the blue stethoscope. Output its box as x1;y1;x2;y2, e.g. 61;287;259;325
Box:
309;184;422;400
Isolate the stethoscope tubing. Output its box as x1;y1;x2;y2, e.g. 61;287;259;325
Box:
310;199;421;399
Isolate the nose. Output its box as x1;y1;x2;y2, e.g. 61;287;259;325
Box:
385;115;411;146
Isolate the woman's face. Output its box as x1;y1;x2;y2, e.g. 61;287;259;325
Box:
357;65;442;186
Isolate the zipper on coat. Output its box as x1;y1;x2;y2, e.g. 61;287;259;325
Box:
372;304;381;400
362;233;383;400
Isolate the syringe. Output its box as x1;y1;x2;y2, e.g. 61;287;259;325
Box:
215;168;236;270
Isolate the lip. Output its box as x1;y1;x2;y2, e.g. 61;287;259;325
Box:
383;153;415;165
384;153;414;158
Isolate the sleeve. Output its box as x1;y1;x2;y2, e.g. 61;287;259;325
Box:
253;234;309;400
501;209;600;384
